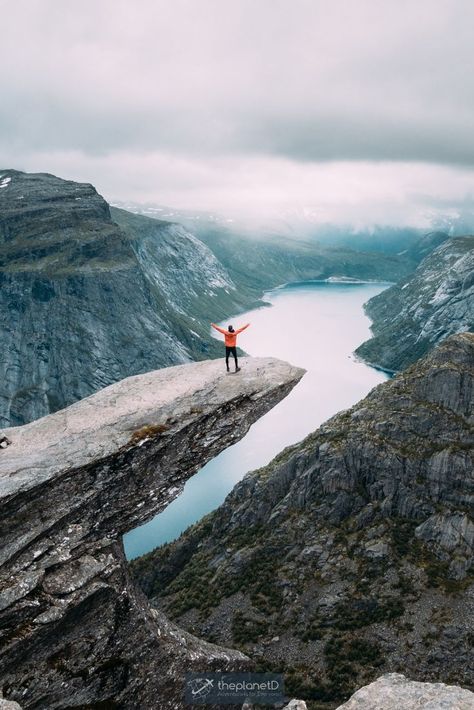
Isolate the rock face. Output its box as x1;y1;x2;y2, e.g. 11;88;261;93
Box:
0;168;415;429
132;334;474;706
356;235;474;371
336;673;474;709
0;169;253;427
0;356;304;709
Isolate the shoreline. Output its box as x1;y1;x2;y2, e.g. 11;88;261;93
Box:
127;279;392;559
269;276;396;293
352;352;397;376
209;275;396;336
212;279;395;367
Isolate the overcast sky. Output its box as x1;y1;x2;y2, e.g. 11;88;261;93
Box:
1;0;474;226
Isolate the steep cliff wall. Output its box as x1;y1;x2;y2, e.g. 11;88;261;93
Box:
0;357;304;709
133;334;474;705
0;168;414;428
356;236;474;372
0;170;251;427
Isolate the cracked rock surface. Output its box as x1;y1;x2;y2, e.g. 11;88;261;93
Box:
336;672;474;709
0;356;304;709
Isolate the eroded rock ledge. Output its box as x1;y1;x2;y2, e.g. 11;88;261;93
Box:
0;356;304;709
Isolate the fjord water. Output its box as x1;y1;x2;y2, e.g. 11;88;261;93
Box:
124;281;390;559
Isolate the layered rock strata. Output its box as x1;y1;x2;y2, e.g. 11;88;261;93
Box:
0;357;304;709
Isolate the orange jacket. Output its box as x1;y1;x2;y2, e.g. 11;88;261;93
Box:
211;323;250;347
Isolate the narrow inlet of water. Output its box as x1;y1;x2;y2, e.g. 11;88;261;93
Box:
124;280;391;559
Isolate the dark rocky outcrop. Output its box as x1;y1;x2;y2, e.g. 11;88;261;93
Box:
0;356;304;709
356;235;474;372
0;170;253;427
132;334;474;706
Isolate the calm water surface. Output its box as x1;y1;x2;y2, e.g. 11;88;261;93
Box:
124;281;390;559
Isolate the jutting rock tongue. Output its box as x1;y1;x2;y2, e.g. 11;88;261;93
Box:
0;356;304;710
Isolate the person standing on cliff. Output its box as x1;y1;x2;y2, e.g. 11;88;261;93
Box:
210;322;250;373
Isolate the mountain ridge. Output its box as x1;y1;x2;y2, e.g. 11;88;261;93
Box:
356;235;474;372
0;169;255;426
0;168;413;427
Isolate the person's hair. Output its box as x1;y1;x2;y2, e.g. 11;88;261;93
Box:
228;325;234;332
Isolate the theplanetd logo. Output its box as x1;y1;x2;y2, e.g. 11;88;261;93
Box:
184;672;285;705
186;677;215;701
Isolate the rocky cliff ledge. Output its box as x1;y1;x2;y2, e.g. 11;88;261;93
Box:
0;357;304;709
134;334;474;705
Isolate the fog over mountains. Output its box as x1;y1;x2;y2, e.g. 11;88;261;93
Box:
2;1;474;231
113;198;474;255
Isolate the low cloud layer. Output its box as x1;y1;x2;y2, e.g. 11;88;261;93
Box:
2;0;474;225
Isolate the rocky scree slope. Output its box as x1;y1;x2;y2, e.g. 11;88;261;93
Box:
0;356;304;709
131;333;474;707
0;170;253;427
356;235;474;372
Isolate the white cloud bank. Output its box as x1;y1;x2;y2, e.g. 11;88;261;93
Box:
1;0;474;226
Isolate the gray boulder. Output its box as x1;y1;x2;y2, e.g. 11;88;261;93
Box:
0;692;22;710
336;673;474;709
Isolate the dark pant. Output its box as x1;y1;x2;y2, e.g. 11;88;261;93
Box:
225;346;238;370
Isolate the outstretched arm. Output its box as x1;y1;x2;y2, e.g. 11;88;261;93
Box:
235;323;250;335
211;323;227;335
